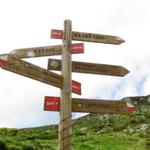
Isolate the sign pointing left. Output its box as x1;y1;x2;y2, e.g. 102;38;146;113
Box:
10;43;84;58
0;54;63;88
0;54;81;95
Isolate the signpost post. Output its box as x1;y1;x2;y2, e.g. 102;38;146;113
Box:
59;20;72;150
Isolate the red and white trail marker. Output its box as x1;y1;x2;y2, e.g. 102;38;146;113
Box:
127;102;135;113
72;80;81;95
44;96;60;111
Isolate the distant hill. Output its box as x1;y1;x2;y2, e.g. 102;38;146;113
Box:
0;95;150;150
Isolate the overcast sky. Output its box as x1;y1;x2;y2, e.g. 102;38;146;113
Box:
0;0;150;128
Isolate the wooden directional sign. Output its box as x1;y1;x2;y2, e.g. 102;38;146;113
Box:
51;29;125;45
0;54;81;95
47;59;129;77
10;43;84;58
72;98;134;113
0;54;62;88
44;96;134;114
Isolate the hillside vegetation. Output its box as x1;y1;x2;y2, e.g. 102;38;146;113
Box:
0;96;150;150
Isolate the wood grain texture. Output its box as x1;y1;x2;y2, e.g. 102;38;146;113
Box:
0;54;62;88
59;20;72;150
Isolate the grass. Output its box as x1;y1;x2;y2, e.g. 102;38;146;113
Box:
0;128;148;150
73;132;146;150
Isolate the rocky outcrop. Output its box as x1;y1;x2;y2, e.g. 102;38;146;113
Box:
121;95;150;105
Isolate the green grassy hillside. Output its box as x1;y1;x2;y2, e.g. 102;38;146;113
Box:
0;100;150;150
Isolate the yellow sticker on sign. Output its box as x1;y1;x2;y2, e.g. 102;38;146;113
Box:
50;60;60;69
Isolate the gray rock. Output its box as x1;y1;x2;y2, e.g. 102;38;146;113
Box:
80;127;87;131
140;124;148;131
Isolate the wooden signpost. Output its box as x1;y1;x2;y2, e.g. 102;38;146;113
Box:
49;20;129;150
10;43;84;58
72;98;134;113
47;59;129;77
44;96;134;114
0;19;132;150
51;29;125;45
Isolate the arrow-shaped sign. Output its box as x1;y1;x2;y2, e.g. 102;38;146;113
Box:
47;59;129;77
0;54;81;95
51;29;125;45
44;96;134;114
9;43;84;58
0;54;62;88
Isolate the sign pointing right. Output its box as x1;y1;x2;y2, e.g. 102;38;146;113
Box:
51;29;125;45
44;96;134;114
47;59;129;77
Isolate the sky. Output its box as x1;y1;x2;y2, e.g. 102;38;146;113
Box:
0;0;150;128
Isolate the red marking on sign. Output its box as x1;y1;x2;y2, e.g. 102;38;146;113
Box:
0;59;7;67
51;29;63;39
71;43;84;54
44;96;60;111
127;103;134;113
72;80;81;95
128;107;134;113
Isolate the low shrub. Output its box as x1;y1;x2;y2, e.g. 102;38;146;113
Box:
0;140;7;150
